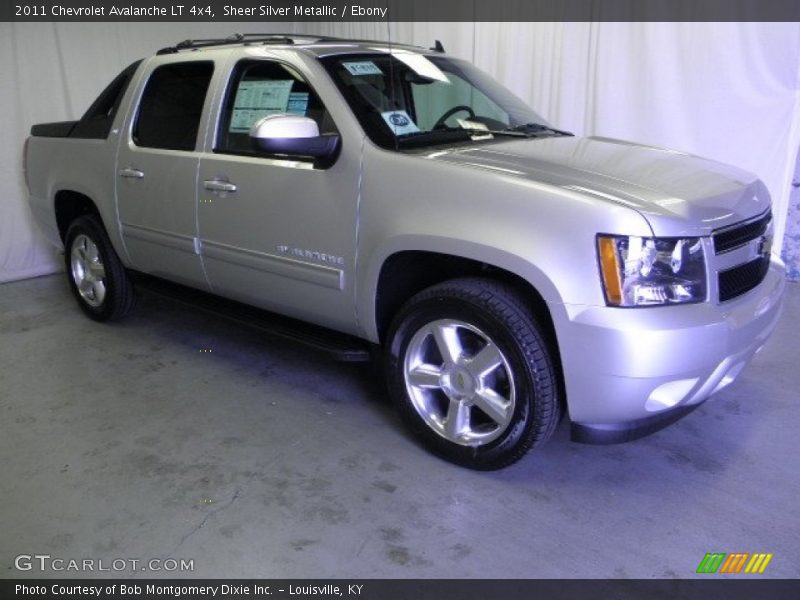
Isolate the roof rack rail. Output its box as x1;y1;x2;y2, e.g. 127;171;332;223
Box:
156;33;302;55
153;33;442;56
312;35;430;49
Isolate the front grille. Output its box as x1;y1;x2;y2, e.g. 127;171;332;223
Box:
718;256;770;302
712;210;772;302
713;211;771;254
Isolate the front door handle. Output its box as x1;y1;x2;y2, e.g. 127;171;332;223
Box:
119;167;144;179
203;179;237;193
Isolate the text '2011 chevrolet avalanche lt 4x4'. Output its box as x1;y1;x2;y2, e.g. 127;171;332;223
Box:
25;34;786;469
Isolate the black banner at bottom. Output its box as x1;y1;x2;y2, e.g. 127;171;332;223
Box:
3;579;800;600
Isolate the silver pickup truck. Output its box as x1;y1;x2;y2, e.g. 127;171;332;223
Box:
25;34;786;469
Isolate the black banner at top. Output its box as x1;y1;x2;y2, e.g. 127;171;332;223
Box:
3;0;800;22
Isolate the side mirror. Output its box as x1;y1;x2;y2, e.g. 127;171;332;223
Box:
249;114;340;159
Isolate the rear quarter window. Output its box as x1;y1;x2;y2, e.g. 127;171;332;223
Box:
133;61;214;151
70;60;142;139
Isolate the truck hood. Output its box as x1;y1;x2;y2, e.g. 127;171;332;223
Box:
424;135;770;237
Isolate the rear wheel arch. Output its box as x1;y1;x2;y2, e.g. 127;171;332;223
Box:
54;190;104;243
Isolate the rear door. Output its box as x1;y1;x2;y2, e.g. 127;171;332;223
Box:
116;59;216;288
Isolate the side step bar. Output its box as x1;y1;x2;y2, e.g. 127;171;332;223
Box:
130;272;374;362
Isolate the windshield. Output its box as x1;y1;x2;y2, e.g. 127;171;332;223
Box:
320;52;560;150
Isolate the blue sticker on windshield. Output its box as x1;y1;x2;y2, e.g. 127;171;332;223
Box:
381;110;420;136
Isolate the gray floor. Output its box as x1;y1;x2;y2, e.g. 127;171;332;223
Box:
1;274;798;579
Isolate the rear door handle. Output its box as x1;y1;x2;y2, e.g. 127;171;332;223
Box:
203;179;237;193
119;168;144;179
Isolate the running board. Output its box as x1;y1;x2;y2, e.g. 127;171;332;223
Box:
130;272;373;362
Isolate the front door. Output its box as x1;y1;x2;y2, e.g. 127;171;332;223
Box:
197;58;360;333
116;59;215;288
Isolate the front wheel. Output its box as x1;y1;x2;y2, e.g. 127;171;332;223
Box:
385;278;561;470
64;215;135;321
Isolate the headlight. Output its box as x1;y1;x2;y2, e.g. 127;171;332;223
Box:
597;235;707;306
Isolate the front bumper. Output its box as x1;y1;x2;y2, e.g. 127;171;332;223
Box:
554;258;785;444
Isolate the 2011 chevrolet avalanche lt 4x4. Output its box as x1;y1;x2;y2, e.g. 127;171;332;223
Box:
25;34;785;469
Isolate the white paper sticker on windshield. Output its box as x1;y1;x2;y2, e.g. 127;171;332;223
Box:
343;61;383;76
381;110;420;136
457;119;488;131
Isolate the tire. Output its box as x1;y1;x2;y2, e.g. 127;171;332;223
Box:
64;214;135;321
385;278;561;470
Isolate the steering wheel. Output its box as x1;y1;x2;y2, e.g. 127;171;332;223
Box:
433;105;477;129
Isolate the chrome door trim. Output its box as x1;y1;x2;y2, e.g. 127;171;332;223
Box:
201;239;344;290
121;222;197;254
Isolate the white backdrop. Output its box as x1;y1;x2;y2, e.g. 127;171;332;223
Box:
2;21;799;283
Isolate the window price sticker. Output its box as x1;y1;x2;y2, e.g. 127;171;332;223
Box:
343;61;383;76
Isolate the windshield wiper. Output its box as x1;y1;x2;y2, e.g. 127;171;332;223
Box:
455;127;531;138
508;123;574;137
438;123;573;139
395;125;541;148
396;128;474;146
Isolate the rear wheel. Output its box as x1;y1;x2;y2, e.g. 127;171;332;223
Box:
385;278;561;470
64;215;135;321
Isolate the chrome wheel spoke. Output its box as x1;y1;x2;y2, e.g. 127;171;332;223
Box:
78;278;94;295
92;281;106;301
403;318;516;447
85;241;99;262
90;262;106;279
432;322;462;364
443;399;470;440
408;364;442;389
70;234;107;308
473;388;511;426
467;341;503;379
